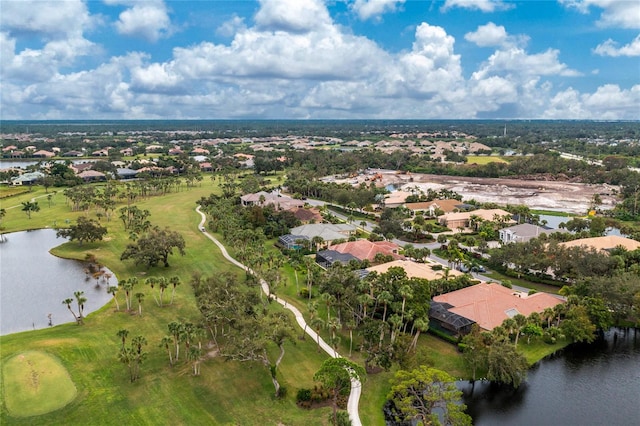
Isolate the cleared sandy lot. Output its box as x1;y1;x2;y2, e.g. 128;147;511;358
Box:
396;174;618;215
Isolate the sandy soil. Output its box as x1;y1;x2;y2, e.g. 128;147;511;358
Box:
383;172;619;215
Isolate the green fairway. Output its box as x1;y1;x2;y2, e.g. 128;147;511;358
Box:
2;351;77;417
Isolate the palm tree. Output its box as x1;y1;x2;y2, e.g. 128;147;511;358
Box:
157;277;169;307
122;279;134;311
169;276;181;305
107;286;120;311
409;317;429;352
117;329;129;349
145;276;159;306
311;317;325;352
74;290;86;324
62;298;79;324
21;201;40;219
320;292;335;323
159;336;174;366
135;292;145;316
167;321;183;361
326;316;341;350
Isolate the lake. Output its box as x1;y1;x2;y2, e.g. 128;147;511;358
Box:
0;229;116;335
460;328;640;426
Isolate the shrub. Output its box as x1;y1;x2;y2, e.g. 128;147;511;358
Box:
296;388;312;402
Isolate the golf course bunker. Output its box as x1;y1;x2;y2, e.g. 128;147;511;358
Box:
2;351;77;417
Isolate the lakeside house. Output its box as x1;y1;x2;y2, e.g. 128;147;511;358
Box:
430;283;563;336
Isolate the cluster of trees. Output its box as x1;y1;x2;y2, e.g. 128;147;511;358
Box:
488;239;639;285
191;272;296;396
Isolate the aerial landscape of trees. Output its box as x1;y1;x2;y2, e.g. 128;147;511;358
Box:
1;120;639;425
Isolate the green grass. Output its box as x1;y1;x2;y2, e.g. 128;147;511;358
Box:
466;155;508;165
2;351;77;417
0;181;335;425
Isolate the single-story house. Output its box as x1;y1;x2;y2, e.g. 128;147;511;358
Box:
11;171;45;185
289;223;356;245
120;148;134;156
499;223;570;244
438;208;514;230
32;150;55;158
70;163;95;174
78;170;106;182
432;282;563;333
404;199;470;216
366;259;464;281
316;250;359;268
328;240;403;263
383;191;413;208
558;235;640;252
240;191;305;210
62;150;84;157
116;168;138;179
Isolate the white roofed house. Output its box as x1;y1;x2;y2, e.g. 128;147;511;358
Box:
240;191;304;210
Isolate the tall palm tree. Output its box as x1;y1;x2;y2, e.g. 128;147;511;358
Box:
107;286;120;311
159;336;174;366
145;276;159;306
169;276;181;305
135;292;145;316
62;298;79;324
74;290;86;324
158;277;169;307
117;329;129;349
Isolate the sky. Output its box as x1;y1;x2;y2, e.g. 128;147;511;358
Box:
1;0;639;120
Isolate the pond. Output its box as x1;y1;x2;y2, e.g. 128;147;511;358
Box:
459;328;640;426
0;229;116;335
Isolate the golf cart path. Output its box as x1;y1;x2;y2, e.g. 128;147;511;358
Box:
196;206;363;426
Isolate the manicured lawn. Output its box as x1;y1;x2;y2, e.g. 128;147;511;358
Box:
0;181;334;425
2;351;77;417
466;155;508;165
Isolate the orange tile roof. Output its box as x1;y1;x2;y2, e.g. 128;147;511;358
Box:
433;283;563;331
367;259;463;281
329;240;402;262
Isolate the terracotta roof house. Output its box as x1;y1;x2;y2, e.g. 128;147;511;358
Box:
432;283;563;333
367;259;464;281
120;148;134;156
383;191;413;208
32;150;55;158
438;208;514;230
240;191;305;210
499;223;570;244
168;147;184;155
328;240;403;263
70;163;94;174
289;223;356;244
558;235;640;252
199;162;213;172
191;147;210;155
78;170;106;182
404;199;469;216
290;207;323;224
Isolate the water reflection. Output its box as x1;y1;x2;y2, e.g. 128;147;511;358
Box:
0;229;116;335
460;328;640;426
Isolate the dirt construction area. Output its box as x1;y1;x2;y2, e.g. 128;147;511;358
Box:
380;171;619;215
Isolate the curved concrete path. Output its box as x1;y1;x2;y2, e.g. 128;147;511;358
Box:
196;206;363;426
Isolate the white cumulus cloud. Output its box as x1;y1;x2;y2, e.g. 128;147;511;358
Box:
351;0;406;20
560;0;640;29
254;0;332;33
110;0;172;42
441;0;512;13
594;34;640;57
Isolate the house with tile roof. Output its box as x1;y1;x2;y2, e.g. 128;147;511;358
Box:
240;191;305;210
289;223;356;244
366;259;464;281
404;199;470;216
438;208;514;230
328;240;403;263
431;283;563;334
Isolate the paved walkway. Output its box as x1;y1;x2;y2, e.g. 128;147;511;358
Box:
196;206;363;426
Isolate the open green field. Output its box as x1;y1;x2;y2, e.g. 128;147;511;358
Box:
2;351;77;417
0;180;334;425
466;155;509;165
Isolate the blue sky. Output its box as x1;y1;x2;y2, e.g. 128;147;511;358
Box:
1;0;638;120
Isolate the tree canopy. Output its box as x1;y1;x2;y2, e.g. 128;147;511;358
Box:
120;226;186;268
